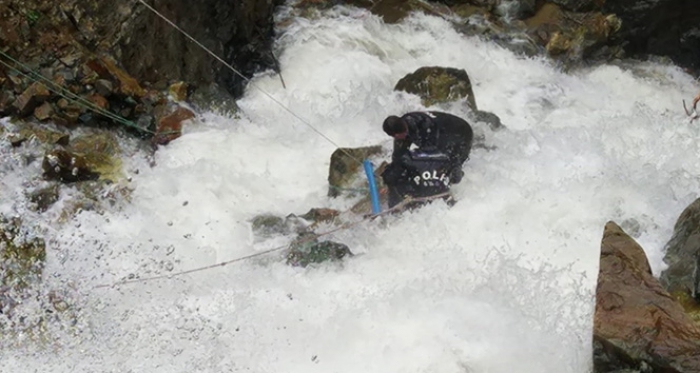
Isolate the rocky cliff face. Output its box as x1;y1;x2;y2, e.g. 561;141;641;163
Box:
1;0;284;101
602;0;700;73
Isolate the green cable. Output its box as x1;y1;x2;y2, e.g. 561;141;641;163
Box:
0;52;135;131
0;50;160;134
0;52;146;131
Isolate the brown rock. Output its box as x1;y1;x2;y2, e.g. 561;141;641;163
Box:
168;81;189;102
87;93;109;110
86;56;145;98
94;79;114;97
152;106;195;146
12;82;51;116
546;32;573;56
33;102;53;121
593;221;700;372
300;208;341;224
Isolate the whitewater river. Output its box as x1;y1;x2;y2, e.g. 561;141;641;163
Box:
4;4;700;373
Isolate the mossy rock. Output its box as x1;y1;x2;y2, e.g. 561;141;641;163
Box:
69;132;123;182
6;122;69;148
395;66;477;111
286;232;353;267
327;145;384;198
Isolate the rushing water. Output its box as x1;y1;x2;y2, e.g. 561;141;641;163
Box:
4;4;700;373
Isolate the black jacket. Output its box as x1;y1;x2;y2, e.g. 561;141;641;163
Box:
391;111;474;170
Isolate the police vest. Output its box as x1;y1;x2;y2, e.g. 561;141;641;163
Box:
401;150;452;195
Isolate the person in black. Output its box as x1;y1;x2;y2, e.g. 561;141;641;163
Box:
380;111;474;208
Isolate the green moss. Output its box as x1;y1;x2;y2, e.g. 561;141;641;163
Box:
671;290;700;326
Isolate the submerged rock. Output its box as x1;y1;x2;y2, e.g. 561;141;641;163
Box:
0;216;46;294
27;183;60;212
251;213;308;239
593;221;700;373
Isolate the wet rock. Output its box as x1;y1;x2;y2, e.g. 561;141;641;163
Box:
12;82;50;116
299;208;341;224
550;0;603;12
69;131;123;182
328;145;384;198
602;0;700;75
394;66;478;111
152;106;195;146
27;183;60;212
367;0;453;24
168;81;188;102
42;149;100;183
188;82;239;116
660;198;700;302
8;122;70;148
473;109;504;131
451;4;491;18
85;56;145;98
87;93;109;110
286;232;353;268
33;102;53;121
252;214;289;237
94;79;114;97
0;217;46;291
523;4;622;66
495;0;536;19
251;213;308;239
0;90;16;116
593;221;700;373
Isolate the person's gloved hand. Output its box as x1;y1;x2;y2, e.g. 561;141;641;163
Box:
450;168;464;184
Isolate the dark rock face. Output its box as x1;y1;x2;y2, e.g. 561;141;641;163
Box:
1;0;284;103
111;0;285;98
660;198;700;302
602;0;700;75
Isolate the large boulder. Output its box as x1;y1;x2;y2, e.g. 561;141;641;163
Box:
593;221;700;373
395;66;478;111
660;198;700;303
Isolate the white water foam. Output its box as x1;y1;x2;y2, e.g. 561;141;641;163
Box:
3;4;700;373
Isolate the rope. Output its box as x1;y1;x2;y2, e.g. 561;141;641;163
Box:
134;0;365;165
92;191;452;289
0;50;155;134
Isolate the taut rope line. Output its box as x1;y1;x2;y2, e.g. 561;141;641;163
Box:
93;192;451;289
